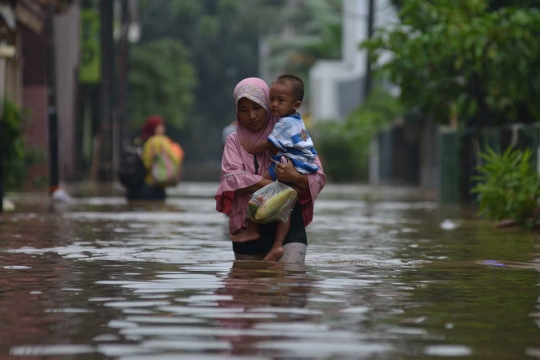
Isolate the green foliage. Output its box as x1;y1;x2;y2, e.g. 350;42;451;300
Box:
314;122;361;182
391;0;540;11
264;0;342;76
364;0;540;127
136;0;343;161
472;147;540;227
314;87;403;182
136;0;262;160
128;38;197;130
1;100;30;190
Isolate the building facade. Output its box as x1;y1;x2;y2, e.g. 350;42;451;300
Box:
0;0;79;188
309;0;398;122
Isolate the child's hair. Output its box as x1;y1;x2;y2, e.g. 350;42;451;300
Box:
275;75;304;102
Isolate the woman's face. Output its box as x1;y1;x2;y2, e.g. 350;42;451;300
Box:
237;97;267;133
155;124;165;135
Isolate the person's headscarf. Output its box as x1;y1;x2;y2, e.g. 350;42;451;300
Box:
141;115;164;140
233;77;279;174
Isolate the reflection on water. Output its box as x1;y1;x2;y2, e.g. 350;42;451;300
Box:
1;183;540;359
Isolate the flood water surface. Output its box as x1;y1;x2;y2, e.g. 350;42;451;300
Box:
1;184;540;359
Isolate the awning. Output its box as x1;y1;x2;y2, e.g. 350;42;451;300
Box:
0;3;16;29
15;0;45;33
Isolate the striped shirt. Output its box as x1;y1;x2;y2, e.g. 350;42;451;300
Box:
267;113;319;174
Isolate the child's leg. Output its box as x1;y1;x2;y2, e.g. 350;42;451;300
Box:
231;220;260;242
263;219;290;261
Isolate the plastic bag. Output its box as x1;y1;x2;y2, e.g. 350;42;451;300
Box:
247;181;298;224
151;150;180;187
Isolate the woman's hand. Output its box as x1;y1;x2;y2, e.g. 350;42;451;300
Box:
275;160;309;192
239;178;273;194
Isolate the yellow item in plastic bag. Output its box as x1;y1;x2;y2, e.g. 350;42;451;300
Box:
247;182;298;224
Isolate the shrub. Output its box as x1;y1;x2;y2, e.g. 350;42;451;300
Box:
1;100;29;190
313;121;363;182
472;147;540;227
312;87;402;182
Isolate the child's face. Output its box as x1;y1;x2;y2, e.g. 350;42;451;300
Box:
269;82;301;118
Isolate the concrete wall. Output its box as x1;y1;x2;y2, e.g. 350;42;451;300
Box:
5;31;23;106
20;4;81;186
419;118;439;189
23;85;49;181
54;4;80;181
22;25;49;183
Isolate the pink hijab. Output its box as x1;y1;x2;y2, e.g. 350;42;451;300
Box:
215;77;326;235
233;77;279;174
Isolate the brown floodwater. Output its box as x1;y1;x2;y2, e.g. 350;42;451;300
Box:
1;183;540;359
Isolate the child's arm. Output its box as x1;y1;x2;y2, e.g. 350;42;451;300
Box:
240;139;275;154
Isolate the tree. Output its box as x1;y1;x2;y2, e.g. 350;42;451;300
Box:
391;0;540;11
365;0;540;127
314;87;402;181
134;0;343;161
135;0;262;160
263;0;342;77
128;39;197;130
0;100;36;190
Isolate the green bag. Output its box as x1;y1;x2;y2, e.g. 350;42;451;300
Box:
151;150;180;187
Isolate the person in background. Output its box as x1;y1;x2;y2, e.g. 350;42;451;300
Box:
222;120;237;147
126;116;184;201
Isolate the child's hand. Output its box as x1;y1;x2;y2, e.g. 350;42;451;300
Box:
240;139;255;154
249;195;265;205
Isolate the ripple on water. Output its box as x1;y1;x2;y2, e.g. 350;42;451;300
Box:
3;265;31;269
254;341;392;358
125;316;205;324
10;345;95;356
425;345;473;357
141;340;232;351
117;355;272;360
2;192;538;360
105;301;170;308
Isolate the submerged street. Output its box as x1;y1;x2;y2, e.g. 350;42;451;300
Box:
1;183;539;359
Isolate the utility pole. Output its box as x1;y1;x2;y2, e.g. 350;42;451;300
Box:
99;0;114;181
0;104;3;213
0;57;4;212
118;0;130;151
364;0;375;99
46;4;60;195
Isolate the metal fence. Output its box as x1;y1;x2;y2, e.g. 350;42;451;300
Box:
372;123;540;204
458;123;540;204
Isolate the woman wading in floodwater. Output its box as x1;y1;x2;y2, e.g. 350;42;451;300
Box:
215;78;325;263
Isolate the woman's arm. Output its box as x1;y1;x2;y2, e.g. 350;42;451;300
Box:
274;161;309;192
219;134;271;196
240;139;275;155
238;178;273;194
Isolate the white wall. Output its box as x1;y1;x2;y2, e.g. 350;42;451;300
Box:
310;0;398;122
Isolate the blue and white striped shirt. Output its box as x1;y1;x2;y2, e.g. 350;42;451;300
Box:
267;113;319;174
